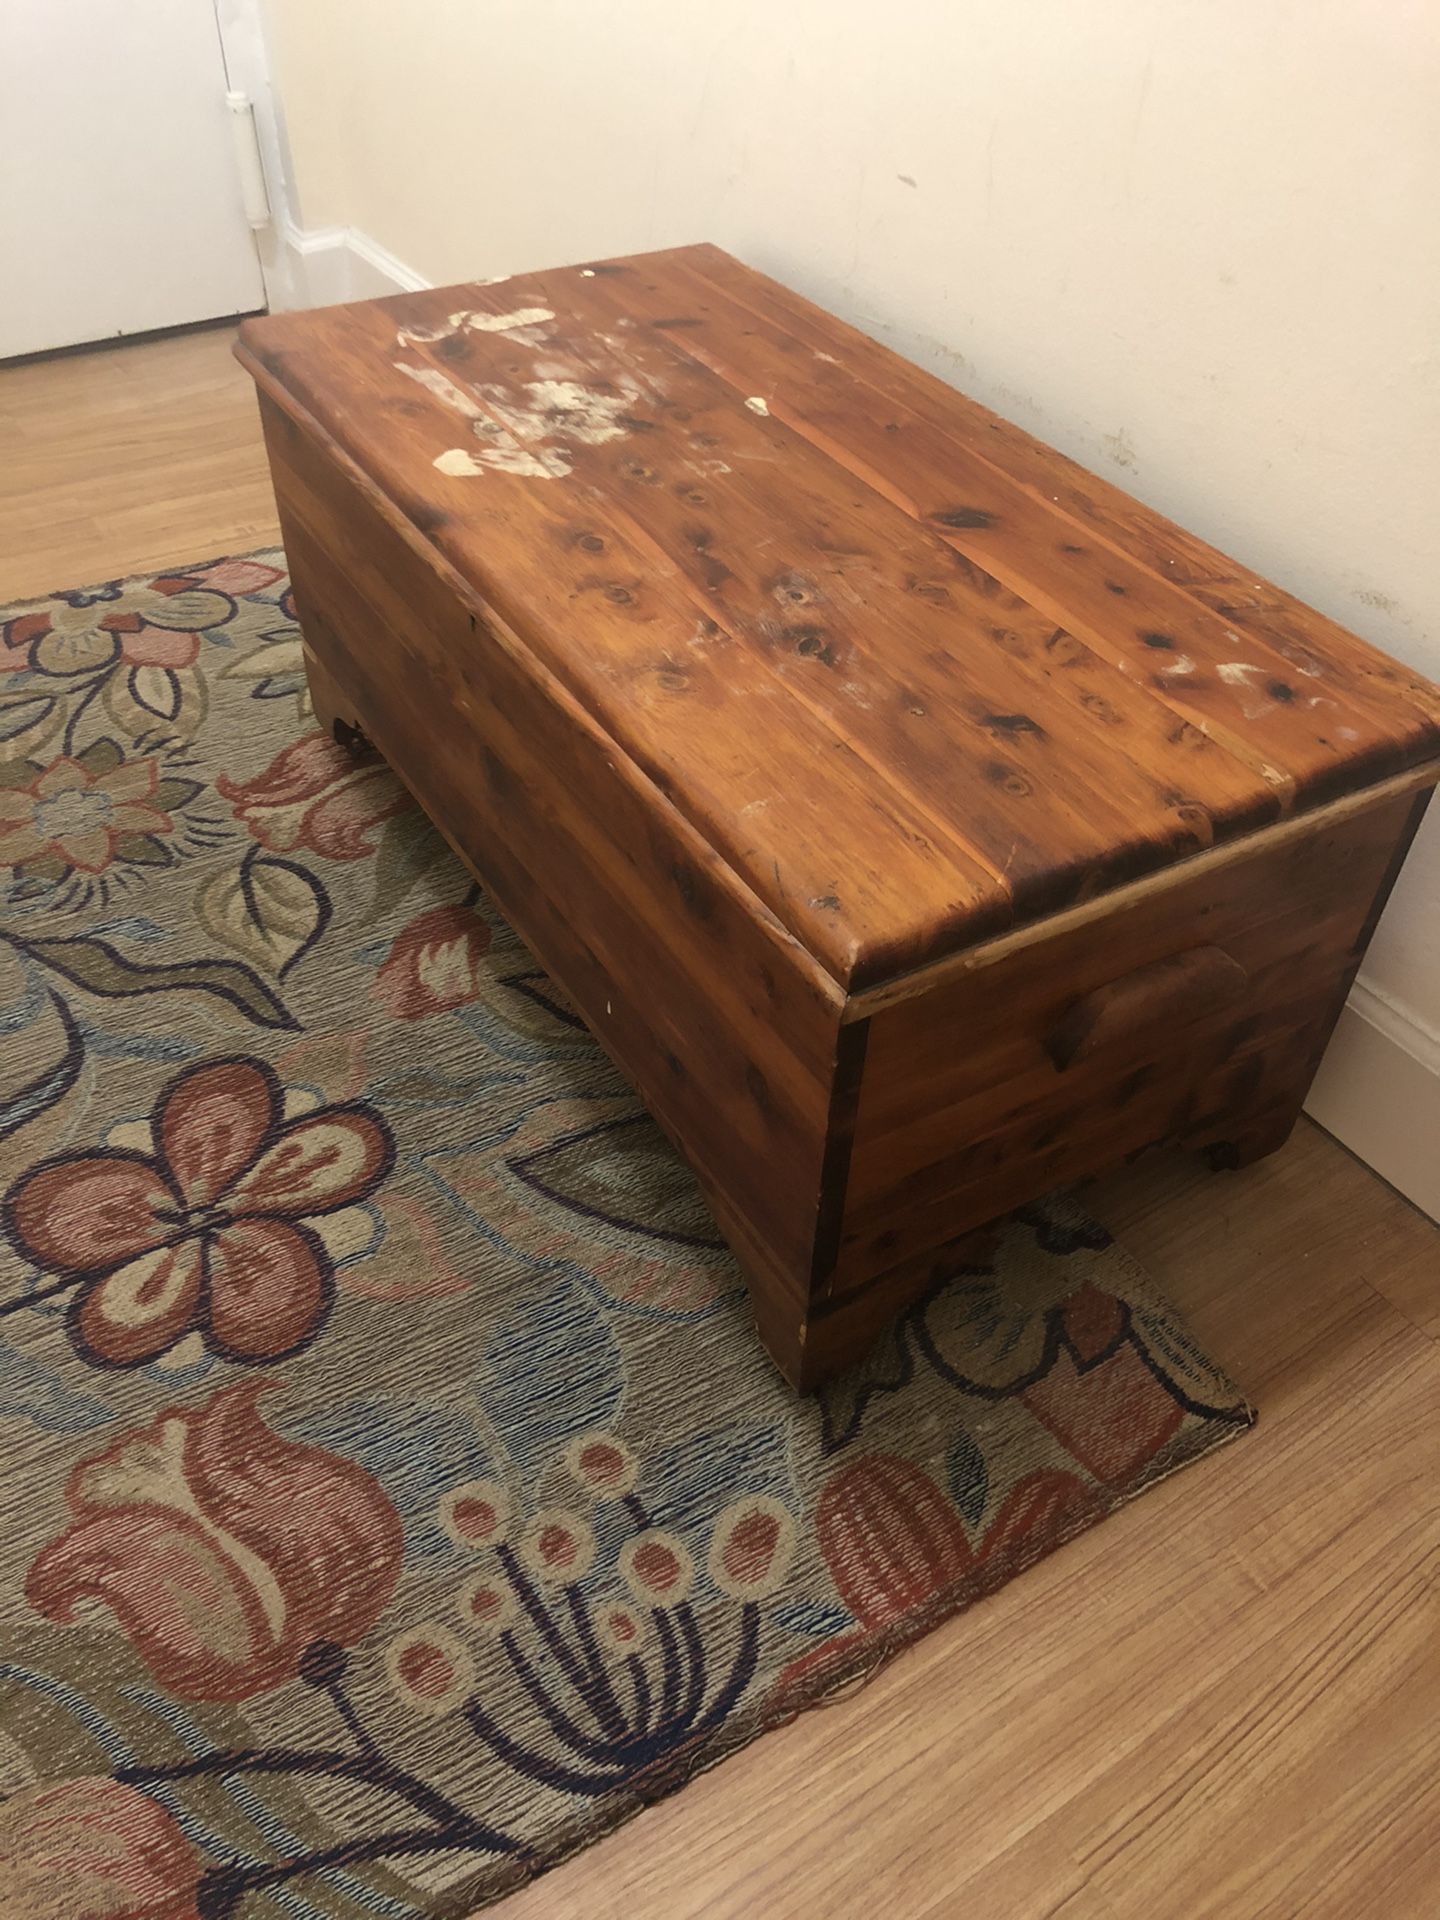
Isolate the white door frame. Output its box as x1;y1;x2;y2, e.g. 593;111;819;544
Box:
211;0;431;312
212;0;303;311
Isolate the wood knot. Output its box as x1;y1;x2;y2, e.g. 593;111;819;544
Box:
932;506;997;530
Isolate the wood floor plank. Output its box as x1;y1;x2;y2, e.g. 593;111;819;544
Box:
0;321;280;601
5;327;1437;1920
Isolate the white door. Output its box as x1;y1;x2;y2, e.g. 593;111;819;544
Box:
1;0;266;359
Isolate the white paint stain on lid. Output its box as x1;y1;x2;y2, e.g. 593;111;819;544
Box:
394;317;461;347
465;306;555;333
745;396;770;416
427;369;644;481
517;377;636;445
434;444;570;480
1217;659;1280;720
394;362;485;418
581;268;597;278
395;307;555;349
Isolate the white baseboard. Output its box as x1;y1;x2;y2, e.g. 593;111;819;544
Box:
1306;976;1440;1220
271;221;432;310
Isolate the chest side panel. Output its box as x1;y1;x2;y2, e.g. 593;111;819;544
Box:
256;391;845;1310
834;781;1433;1294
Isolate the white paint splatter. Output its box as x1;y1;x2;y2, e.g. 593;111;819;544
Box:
395;307;555;349
447;434;571;479
515;377;636;444
467;306;555;333
1154;653;1196;677
581;268;597;278
1217;660;1280;720
1337;726;1361;741
745;396;771;416
394;362;485;417
393;317;460;347
434;445;569;480
427;370;643;482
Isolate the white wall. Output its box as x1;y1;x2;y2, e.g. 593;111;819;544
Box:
262;0;1440;1209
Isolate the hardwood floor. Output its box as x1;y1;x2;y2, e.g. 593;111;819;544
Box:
0;321;280;602
5;328;1436;1920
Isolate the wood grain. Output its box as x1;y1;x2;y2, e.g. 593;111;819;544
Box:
237;250;1439;985
671;243;1440;745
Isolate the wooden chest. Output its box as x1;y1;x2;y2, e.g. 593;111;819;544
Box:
236;244;1440;1389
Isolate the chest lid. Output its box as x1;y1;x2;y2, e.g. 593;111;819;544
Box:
237;243;1440;992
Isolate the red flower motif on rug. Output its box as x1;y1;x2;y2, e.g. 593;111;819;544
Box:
1;1056;393;1367
769;1453;1104;1712
0;575;233;679
374;900;492;1018
25;1380;404;1701
815;1453;974;1631
1019;1283;1187;1485
0;748;175;877
218;732;410;860
0;1777;200;1920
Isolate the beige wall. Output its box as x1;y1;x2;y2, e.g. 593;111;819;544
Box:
264;0;1440;1165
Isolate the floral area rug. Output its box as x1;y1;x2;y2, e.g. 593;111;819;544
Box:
0;553;1252;1918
